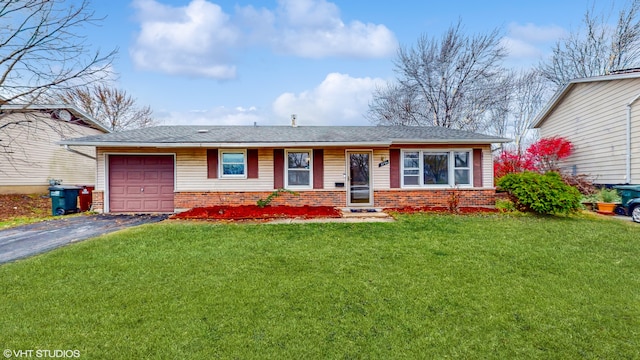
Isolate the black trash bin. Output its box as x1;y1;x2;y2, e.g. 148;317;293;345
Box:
49;185;82;216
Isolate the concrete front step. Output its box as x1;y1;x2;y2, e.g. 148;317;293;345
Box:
340;208;391;218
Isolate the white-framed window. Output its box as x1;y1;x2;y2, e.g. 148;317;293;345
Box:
401;150;472;187
220;149;247;178
285;149;312;188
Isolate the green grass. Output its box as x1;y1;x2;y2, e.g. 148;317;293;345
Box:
0;213;85;229
0;216;49;229
1;213;639;359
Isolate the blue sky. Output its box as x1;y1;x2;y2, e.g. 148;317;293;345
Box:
83;0;627;126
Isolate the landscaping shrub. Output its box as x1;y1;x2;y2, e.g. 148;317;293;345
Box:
493;150;534;179
496;171;582;215
495;198;517;212
494;136;574;179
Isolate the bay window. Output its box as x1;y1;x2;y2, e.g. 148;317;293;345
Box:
402;150;472;187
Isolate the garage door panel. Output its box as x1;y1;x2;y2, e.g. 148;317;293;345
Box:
127;157;144;166
144;171;159;181
127;171;143;181
111;200;125;210
126;200;143;211
110;186;125;195
111;170;126;180
160;185;174;195
126;186;142;195
109;155;174;213
143;186;159;195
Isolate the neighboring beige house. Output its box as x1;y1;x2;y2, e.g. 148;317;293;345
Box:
60;125;508;213
533;71;640;185
0;104;109;194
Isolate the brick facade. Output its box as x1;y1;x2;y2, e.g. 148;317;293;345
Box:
172;189;497;211
91;191;104;212
93;188;496;213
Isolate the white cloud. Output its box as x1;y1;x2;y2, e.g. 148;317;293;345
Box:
503;22;567;60
500;37;543;59
268;0;396;58
154;106;266;126
272;72;386;126
131;0;239;78
508;22;567;42
130;0;397;79
152;73;385;126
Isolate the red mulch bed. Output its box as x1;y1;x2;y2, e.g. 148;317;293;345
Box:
386;206;499;214
170;205;342;220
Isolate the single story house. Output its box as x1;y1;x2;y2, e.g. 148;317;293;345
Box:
59;124;509;213
533;70;640;185
0;104;110;194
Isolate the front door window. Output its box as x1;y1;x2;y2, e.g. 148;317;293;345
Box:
348;152;372;206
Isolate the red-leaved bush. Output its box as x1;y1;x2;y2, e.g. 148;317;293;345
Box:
494;136;573;179
494;151;535;179
526;136;573;172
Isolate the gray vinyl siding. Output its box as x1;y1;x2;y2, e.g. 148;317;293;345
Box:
0;112;102;189
538;78;640;184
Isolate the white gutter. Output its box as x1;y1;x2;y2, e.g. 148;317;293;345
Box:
625;93;640;184
57;138;509;148
64;145;96;160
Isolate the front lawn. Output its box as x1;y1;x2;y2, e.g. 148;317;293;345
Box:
1;213;639;359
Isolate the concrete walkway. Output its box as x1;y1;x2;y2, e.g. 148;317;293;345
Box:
0;214;167;264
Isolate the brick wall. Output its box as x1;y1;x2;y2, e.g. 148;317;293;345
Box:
92;191;104;213
93;189;497;213
174;188;496;210
374;189;496;208
175;191;346;209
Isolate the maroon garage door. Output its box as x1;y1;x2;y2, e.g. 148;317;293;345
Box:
108;155;174;213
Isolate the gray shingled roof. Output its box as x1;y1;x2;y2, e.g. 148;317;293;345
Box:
59;125;510;147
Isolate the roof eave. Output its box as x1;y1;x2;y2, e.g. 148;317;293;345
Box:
57;141;394;148
391;138;511;144
59;138;510;147
533;71;640;128
1;103;110;133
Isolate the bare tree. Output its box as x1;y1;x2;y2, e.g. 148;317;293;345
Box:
367;21;510;132
57;85;156;132
1;0;116;162
509;70;548;150
488;70;548;152
539;0;640;87
366;83;425;126
0;0;115;104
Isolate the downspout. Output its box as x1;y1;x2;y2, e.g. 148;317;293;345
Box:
626;94;640;184
64;145;96;160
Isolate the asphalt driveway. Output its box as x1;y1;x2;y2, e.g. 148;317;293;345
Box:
0;214;168;264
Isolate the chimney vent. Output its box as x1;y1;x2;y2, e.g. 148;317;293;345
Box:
291;114;297;127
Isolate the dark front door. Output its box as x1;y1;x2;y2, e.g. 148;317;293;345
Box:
347;151;372;206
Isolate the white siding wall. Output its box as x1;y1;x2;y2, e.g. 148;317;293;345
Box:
0;112;102;191
539;78;640;184
482;147;494;188
179;148;274;191
373;149;391;189
323;148;347;189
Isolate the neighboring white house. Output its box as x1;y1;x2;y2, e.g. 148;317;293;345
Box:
533;71;640;185
0;104;109;194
